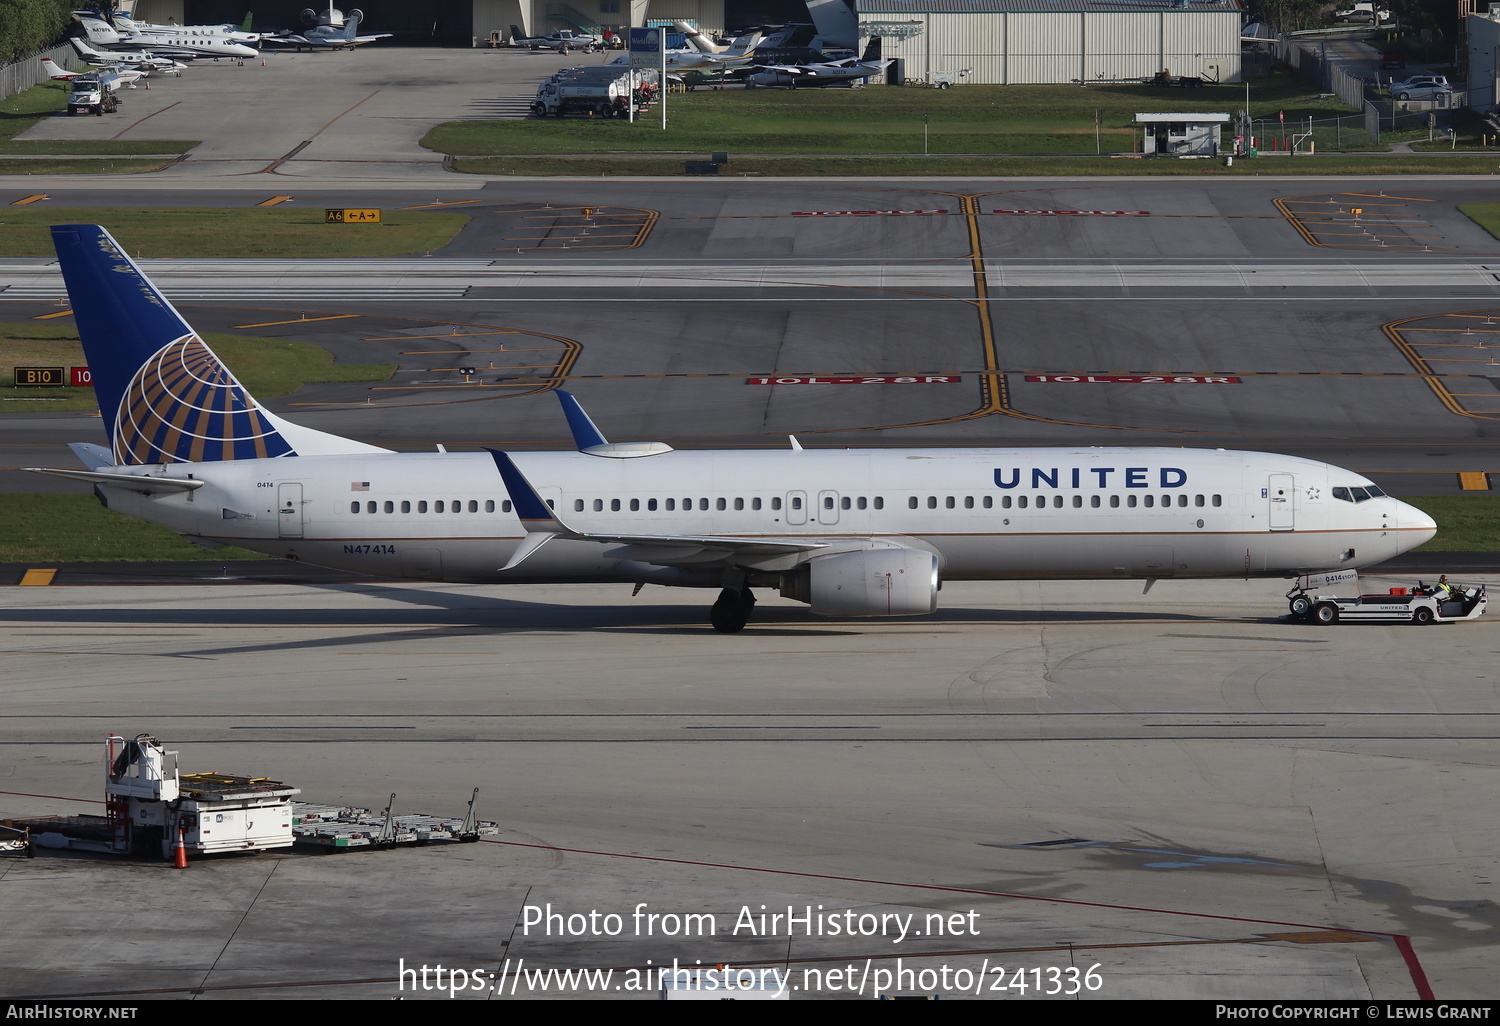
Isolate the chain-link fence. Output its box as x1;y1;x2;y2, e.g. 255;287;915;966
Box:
1246;113;1377;152
0;44;82;102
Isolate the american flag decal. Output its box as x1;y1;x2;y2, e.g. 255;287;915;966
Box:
351;482;370;491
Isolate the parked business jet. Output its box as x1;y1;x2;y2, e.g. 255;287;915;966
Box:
70;37;187;75
29;225;1438;632
73;11;261;59
743;38;891;88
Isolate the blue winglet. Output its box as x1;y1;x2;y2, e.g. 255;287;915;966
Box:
487;449;558;526
555;390;609;451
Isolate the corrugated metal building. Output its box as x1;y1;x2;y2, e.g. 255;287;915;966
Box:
1467;9;1500;111
855;0;1243;86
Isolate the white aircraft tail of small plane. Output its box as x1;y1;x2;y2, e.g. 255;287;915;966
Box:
30;225;1439;633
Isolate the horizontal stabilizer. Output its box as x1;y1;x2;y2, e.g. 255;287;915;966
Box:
25;467;204;493
68;442;114;470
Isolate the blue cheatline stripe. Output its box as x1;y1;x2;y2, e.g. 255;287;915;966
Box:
486;450;555;523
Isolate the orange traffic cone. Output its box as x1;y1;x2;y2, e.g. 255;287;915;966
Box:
173;827;188;868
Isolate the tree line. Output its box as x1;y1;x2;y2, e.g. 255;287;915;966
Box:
1;0;81;65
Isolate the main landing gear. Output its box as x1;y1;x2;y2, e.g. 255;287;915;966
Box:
710;587;755;633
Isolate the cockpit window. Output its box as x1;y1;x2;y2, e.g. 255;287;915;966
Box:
1334;485;1383;503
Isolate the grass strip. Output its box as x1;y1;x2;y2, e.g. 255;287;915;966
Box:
0;207;470;258
453;154;1500;177
0;494;268;562
424;81;1367;157
1458;202;1500;240
0;158;176;174
1;321;394;412
1406;496;1500;551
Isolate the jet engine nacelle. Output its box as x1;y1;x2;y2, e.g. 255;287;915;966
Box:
782;547;939;616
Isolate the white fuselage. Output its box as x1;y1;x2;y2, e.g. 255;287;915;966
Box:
94;447;1432;587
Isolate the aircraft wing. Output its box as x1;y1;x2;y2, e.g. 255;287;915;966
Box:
489;449;828;571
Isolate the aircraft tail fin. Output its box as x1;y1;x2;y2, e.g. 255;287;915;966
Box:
861;36;881;62
344;13;358;41
39;58;68;78
50;224;391;466
240;10;255;32
675;21;717;52
727;32;762;56
554;390;673;458
73;12;122;45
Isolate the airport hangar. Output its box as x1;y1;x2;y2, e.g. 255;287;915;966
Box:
859;0;1243;86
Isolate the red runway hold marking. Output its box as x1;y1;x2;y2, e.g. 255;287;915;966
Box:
792;209;948;216
748;375;961;385
1025;374;1241;384
993;209;1148;216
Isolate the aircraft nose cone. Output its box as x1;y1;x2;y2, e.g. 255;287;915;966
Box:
1396;500;1437;547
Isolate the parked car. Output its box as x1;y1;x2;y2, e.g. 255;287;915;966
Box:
1379;50;1406;70
1333;4;1389;22
1387;75;1452;101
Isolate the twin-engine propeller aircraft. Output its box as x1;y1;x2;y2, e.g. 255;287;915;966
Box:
28;225;1438;632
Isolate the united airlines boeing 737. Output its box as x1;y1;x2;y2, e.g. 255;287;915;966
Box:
28;225;1438;632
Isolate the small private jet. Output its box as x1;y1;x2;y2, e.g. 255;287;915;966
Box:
41;57;143;87
507;26;603;52
261;12;391;50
